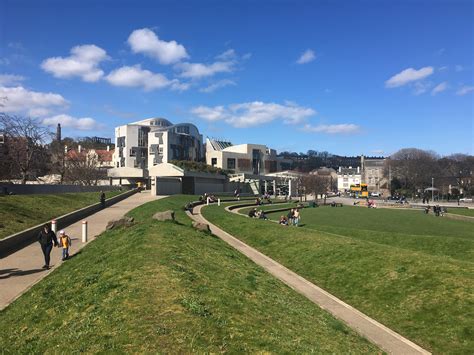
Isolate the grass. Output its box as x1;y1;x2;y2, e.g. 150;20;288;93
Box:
0;195;379;353
202;203;474;354
0;190;123;239
447;208;474;217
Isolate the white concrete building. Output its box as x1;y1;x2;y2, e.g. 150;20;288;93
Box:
108;118;203;185
337;166;361;192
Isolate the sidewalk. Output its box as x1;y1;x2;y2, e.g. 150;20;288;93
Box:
189;204;430;355
0;192;162;310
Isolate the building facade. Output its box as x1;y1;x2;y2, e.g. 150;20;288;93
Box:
337;166;361;192
361;156;388;194
108;118;204;185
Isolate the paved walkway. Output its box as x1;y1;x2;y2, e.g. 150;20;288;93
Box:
189;204;431;355
0;191;162;311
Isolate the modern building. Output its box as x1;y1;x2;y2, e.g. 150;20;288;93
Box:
108;118;204;185
206;138;291;175
337;166;361;192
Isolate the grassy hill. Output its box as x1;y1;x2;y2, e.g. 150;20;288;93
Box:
203;203;474;354
0;196;378;353
0;190;122;239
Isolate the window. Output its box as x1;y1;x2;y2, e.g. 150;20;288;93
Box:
158;147;163;155
176;125;190;134
211;158;217;167
227;158;236;170
130;149;136;157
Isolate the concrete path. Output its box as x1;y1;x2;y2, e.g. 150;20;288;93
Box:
189;204;431;355
0;191;162;311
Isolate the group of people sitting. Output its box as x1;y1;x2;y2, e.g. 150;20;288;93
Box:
424;205;445;216
199;193;218;203
248;208;268;220
279;208;301;227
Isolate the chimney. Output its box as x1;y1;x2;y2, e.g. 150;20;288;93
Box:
357;166;360;173
78;145;82;153
107;145;110;151
339;166;341;173
56;123;61;142
64;145;68;153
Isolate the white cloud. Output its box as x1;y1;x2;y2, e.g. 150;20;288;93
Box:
296;49;316;64
41;44;108;82
42;114;101;131
431;82;448;95
127;28;188;65
200;79;236;93
0;74;25;86
0;85;68;117
385;66;434;88
191;101;315;128
438;66;448;71
455;65;464;72
456;86;474;96
177;61;235;79
413;81;432;95
303;123;360;134
106;65;187;91
216;49;236;60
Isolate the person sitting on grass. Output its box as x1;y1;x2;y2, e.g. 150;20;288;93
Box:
258;210;268;220
248;208;257;218
279;215;288;225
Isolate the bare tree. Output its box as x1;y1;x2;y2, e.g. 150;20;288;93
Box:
0;114;52;183
64;150;106;186
303;175;329;200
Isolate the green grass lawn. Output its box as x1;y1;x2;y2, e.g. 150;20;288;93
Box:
0;190;123;239
202;203;474;354
447;208;474;217
0;195;379;353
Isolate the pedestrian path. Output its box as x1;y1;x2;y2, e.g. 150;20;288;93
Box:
0;192;162;311
188;203;431;355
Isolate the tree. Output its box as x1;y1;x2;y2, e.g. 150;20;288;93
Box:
0;114;51;183
302;175;329;200
64;150;105;186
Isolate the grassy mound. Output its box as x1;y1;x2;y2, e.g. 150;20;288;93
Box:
203;203;474;354
0;191;122;239
0;195;378;353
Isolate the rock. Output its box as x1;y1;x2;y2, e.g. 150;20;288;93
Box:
153;210;175;221
192;221;211;233
106;216;135;230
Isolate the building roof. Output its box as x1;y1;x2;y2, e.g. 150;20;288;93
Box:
207;138;233;151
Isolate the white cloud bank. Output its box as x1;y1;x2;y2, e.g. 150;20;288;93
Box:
303;123;360;134
431;82;448;95
127;28;188;65
191;101;315;128
177;61;235;79
41;45;108;82
456;86;474;96
106;65;188;91
0;85;68;117
296;49;316;64
199;79;236;93
385;66;434;88
0;74;25;86
42;114;101;131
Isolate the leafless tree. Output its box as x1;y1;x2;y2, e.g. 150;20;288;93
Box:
64;150;106;186
0;114;52;183
303;174;329;200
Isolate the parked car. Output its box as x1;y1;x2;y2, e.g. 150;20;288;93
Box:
370;192;381;197
459;197;473;203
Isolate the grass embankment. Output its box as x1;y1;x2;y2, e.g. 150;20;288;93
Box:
0;191;123;239
447;208;474;217
0;195;379;353
203;203;474;354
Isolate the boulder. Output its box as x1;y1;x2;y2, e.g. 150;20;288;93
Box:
192;221;211;233
153;210;175;221
106;216;134;230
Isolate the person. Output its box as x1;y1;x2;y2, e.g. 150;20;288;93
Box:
293;209;300;227
100;191;106;208
37;223;58;269
58;230;72;261
287;209;294;225
259;210;268;220
248;208;257;218
279;215;288;225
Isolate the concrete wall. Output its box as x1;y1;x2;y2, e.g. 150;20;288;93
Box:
0;188;138;257
0;184;124;196
156;177;182;195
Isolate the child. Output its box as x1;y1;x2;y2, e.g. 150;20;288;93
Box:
58;230;72;261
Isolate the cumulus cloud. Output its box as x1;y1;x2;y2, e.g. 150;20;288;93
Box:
191;101;315;128
456;86;474;96
105;65;188;91
199;79;236;93
215;49;236;61
0;74;25;86
177;61;235;79
127;28;188;65
431;82;448;95
0;85;68;117
296;49;316;64
42;114;102;131
385;66;434;88
303;123;360;134
41;44;108;82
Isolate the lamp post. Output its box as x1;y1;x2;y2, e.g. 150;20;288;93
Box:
432;177;434;201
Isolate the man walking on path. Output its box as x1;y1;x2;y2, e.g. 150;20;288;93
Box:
37;224;58;269
100;191;106;208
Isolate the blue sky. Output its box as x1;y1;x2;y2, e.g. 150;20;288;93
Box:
1;0;473;156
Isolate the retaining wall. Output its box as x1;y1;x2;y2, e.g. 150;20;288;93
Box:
0;184;122;196
0;189;138;257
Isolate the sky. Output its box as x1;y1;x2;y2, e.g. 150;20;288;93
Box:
0;0;473;157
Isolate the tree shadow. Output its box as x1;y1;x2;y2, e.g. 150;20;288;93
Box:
0;268;46;279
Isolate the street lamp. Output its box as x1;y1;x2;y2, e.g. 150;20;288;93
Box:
432;177;434;201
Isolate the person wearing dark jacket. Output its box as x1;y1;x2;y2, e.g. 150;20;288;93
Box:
37;224;58;269
100;191;106;208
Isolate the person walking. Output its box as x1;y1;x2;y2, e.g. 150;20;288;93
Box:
100;191;106;208
37;223;58;269
58;230;72;261
293;208;301;227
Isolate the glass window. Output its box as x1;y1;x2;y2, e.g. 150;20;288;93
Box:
227;158;236;169
211;158;217;166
